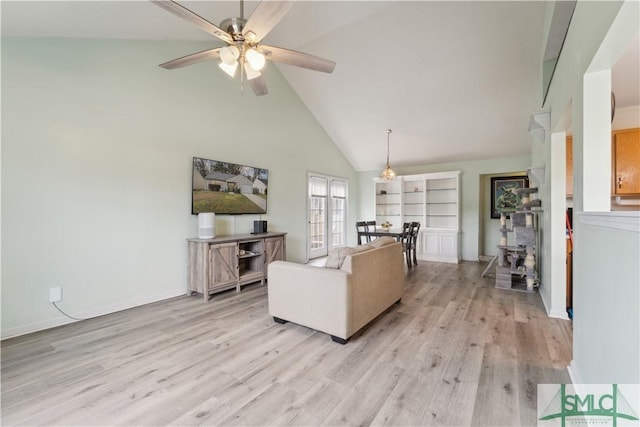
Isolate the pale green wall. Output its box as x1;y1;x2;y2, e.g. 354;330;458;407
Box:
573;218;640;382
540;0;639;383
1;37;358;338
358;154;531;262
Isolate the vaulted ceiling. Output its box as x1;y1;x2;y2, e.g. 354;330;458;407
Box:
2;1;637;172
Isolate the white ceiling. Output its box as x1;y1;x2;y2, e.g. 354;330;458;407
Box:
2;1;638;172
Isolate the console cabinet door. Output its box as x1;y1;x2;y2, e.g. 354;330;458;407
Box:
264;236;285;275
209;242;238;292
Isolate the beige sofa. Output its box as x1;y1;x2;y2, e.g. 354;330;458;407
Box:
267;237;404;344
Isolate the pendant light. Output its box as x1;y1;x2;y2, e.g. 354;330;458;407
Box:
380;129;396;181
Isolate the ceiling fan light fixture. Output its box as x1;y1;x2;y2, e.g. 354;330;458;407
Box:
244;63;262;80
219;61;238;77
151;0;336;96
220;45;240;65
245;48;266;71
380;129;396;181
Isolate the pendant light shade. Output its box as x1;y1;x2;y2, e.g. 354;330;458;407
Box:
380;129;396;181
381;165;396;181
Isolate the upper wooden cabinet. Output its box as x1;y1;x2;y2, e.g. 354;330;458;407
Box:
566;128;640;197
613;128;640;195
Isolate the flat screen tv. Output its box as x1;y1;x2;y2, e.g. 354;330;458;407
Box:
192;157;268;215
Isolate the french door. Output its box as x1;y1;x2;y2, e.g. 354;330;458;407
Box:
307;174;348;260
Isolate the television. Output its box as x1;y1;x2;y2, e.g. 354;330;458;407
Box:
192;157;268;215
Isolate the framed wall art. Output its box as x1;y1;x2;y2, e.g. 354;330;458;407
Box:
490;175;529;218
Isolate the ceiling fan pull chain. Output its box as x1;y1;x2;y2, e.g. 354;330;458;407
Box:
240;60;245;95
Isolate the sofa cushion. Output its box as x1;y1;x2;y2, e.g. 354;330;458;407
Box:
369;236;397;248
325;244;372;269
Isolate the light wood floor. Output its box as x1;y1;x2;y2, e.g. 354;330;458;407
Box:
1;261;572;426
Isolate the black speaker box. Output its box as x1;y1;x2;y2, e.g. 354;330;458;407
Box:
252;220;267;234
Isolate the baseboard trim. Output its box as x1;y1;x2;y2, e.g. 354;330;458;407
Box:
539;290;570;320
417;254;460;264
1;288;186;340
548;309;570;320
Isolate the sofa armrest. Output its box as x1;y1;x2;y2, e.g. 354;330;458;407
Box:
267;261;352;339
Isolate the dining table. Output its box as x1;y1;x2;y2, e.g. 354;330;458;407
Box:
357;229;404;245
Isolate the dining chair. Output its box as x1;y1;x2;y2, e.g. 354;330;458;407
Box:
365;220;377;241
400;222;410;240
401;222;415;269
356;221;368;244
410;222;421;266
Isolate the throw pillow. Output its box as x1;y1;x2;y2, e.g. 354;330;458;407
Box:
369;236;396;248
324;244;372;269
324;248;343;269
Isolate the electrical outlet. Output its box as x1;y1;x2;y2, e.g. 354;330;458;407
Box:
49;287;62;303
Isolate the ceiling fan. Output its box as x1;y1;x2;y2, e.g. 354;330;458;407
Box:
150;0;336;96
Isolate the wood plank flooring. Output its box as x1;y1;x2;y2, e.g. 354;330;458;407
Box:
1;261;572;426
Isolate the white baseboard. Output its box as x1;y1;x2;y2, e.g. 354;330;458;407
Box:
548;309;570;320
417;254;460;264
539;290;570;320
1;288;186;340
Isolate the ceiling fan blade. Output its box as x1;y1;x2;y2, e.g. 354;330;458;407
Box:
261;45;336;73
249;74;269;96
150;0;233;44
159;47;222;69
242;1;295;43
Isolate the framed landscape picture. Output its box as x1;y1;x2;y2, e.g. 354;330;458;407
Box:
490;175;529;218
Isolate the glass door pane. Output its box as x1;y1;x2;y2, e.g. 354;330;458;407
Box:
308;175;348;260
331;180;347;248
309;176;328;259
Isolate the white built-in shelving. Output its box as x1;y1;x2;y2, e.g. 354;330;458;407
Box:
374;178;402;224
374;171;461;263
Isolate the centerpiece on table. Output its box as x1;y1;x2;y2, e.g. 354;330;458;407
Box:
381;221;392;231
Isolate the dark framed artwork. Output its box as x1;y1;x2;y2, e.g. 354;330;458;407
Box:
490;175;529;218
